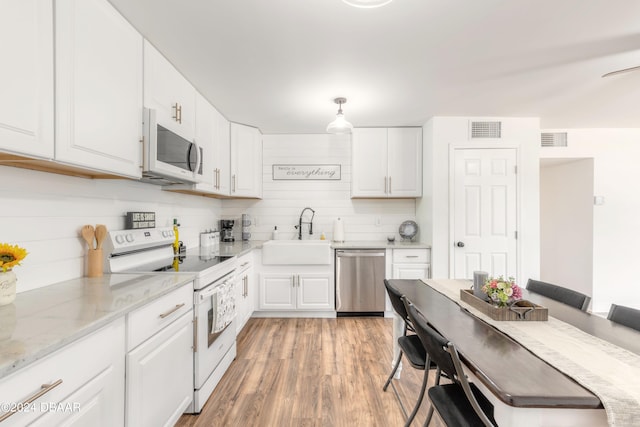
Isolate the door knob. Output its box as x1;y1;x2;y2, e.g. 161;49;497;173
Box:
456;241;465;248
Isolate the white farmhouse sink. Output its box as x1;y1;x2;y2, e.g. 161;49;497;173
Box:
262;240;332;265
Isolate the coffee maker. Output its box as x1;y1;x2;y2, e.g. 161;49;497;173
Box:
220;219;235;242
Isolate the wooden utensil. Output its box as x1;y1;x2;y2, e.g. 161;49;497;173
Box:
81;224;95;249
95;224;107;249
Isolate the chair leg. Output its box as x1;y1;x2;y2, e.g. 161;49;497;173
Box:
383;350;404;391
423;407;435;427
404;361;430;427
423;367;441;427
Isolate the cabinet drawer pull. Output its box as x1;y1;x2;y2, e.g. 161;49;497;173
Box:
405;255;419;258
0;379;63;422
172;103;180;122
240;262;249;267
232;175;236;193
384;176;388;194
159;303;185;319
389;176;392;194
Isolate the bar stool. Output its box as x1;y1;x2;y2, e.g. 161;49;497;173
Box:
526;279;591;311
403;297;497;427
383;280;431;426
608;304;640;332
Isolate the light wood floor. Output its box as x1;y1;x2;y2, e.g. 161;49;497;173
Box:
176;317;445;427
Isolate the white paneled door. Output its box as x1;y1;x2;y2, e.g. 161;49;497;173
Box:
452;148;517;279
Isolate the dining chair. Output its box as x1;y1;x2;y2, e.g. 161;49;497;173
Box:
383;280;431;426
526;279;591;311
403;297;497;427
607;304;640;332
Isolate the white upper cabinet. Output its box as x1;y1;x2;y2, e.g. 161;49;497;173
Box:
55;0;143;178
165;94;230;196
194;93;230;194
351;128;388;196
144;40;195;141
0;0;54;159
230;123;262;198
193;93;216;187
212;107;231;195
351;127;422;198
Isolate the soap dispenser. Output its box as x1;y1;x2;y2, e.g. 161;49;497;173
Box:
272;226;278;240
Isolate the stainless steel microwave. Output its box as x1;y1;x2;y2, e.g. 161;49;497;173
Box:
141;108;203;185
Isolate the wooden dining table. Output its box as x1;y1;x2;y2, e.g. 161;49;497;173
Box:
387;279;640;427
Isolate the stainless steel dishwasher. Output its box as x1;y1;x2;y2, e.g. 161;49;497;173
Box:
335;249;386;316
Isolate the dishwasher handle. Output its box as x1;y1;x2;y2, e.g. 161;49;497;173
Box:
336;250;385;257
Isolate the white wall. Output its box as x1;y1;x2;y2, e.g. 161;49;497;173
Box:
417;117;541;285
222;134;416;242
1;166;222;293
540;129;640;312
540;159;594;303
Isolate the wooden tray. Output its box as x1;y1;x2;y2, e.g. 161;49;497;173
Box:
460;289;548;321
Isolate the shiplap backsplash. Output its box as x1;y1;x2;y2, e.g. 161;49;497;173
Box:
222;134;416;242
2;166;221;293
3;133;417;292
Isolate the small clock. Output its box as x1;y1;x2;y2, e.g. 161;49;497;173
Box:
399;220;418;241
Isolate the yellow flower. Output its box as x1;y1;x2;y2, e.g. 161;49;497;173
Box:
0;243;28;272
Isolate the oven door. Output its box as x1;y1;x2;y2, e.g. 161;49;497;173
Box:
143;108;203;184
194;276;236;389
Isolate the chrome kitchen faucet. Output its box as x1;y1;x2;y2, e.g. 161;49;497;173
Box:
296;207;315;240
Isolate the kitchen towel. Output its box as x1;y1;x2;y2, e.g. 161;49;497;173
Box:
211;282;236;334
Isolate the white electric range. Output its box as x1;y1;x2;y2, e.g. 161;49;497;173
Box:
104;227;237;413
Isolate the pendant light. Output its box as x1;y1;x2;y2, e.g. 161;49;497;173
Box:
342;0;394;8
326;97;353;134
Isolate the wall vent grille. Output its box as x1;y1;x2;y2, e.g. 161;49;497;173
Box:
541;132;568;147
470;121;502;138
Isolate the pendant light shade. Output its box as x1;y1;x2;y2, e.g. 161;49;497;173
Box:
342;0;394;8
326;97;353;134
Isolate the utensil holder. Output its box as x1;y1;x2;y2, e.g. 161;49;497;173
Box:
87;249;103;278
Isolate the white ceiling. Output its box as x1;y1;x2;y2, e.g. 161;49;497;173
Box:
109;0;640;134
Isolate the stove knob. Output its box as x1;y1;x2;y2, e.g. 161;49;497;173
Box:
126;234;134;243
161;231;167;237
115;235;124;244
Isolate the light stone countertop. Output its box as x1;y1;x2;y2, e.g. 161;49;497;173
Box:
218;240;265;256
330;240;431;250
238;239;430;250
0;273;195;379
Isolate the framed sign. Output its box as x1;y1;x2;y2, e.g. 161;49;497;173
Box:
272;164;341;181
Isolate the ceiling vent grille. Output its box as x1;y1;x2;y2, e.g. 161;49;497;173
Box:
541;132;568;147
470;121;502;139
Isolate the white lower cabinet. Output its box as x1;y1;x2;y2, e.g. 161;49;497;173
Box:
259;272;333;311
0;319;125;426
391;248;431;280
125;285;194;427
235;253;254;334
